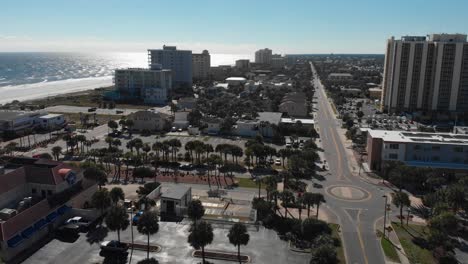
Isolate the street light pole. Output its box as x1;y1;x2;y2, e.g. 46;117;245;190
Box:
382;195;388;238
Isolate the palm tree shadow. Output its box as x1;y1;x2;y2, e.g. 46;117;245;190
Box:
86;226;109;244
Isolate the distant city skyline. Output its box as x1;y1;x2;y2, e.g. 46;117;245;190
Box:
1;0;468;54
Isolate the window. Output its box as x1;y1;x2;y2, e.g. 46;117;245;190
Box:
454;146;463;153
389;153;398;160
432;146;441;151
413;145;421;150
47;190;53;196
432;156;440;161
32;188;37;194
389;144;399;149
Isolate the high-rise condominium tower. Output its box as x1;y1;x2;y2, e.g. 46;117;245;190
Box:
382;34;468;114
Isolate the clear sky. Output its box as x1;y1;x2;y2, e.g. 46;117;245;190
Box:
1;0;467;54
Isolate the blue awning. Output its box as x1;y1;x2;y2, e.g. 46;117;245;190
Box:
46;211;58;222
34;219;48;230
7;235;23;248
57;205;72;215
21;226;36;239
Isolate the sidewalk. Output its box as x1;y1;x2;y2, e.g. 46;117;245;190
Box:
375;217;410;264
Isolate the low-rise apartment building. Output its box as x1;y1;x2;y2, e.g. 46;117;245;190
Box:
328;73;353;81
0;157;88;261
127;110;171;132
367;130;468;171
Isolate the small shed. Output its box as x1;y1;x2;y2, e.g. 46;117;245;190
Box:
160;185;192;216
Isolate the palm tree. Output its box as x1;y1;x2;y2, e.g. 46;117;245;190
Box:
136;258;159;264
83;165;107;189
227;223;250;264
392;191;411;225
187;200;205;226
188;221;213;264
137;211;159;259
302;192;315;218
109;187;125;205
108;120;119;134
446;184;466;212
51;146;62;161
91;188;111;215
263;176;277;200
312;193;325;218
105;205;129;242
125;119;135;137
281;190;294;219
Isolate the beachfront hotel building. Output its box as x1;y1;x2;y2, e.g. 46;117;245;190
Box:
367;129;468;172
192;50;210;80
255;48;273;64
114;67;172;105
148;45;192;87
381;34;468;114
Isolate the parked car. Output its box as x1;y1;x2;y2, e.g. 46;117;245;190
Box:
100;240;129;252
88;107;97;112
56;224;80;238
65;216;92;232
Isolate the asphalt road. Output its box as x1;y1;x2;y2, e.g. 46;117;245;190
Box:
310;62;389;264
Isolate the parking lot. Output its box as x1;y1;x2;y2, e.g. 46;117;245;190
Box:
22;221;309;264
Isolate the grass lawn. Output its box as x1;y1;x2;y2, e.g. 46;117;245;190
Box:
236;178;261;189
381;237;400;263
391;222;436;264
330;223;346;264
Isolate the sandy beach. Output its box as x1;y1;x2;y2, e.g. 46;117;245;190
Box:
0;76;113;105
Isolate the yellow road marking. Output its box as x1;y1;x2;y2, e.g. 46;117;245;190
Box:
357;209;370;264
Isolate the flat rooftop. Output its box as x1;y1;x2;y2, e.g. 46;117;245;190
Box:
161;185;191;200
368;130;468;145
281;118;314;125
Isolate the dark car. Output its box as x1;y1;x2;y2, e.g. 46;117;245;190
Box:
132;211;144;225
100;240;129;252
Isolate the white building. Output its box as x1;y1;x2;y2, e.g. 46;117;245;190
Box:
225;77;247;86
114;68;172;104
382;34;468;113
148;45;192;87
367;129;468;171
255;48;273;64
192;50;210;80
38;114;65;129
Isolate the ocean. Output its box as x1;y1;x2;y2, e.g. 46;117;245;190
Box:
0;52;251;104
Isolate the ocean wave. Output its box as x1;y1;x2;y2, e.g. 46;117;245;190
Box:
0;76;113;104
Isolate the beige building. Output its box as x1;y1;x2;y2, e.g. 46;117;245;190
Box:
382;34;468;113
255;48;272;64
192;50;210;80
279;92;308;117
127;110;171;131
